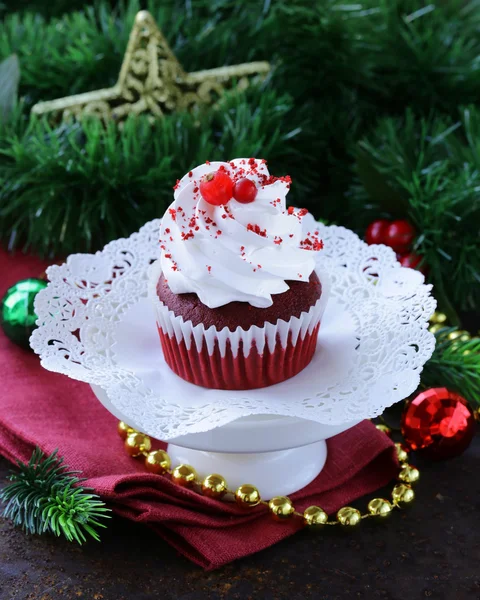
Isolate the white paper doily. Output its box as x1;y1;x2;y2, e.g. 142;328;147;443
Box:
31;219;436;440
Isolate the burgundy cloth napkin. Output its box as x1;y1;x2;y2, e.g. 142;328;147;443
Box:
0;249;398;570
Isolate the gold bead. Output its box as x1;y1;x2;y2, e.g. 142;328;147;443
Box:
367;498;392;517
392;483;415;505
398;464;420;484
268;496;295;521
145;450;171;474
337;506;362;527
475;407;480;423
235;484;261;508
125;432;151;457
118;420;136;440
171;464;198;487
395;442;409;463
447;330;471;342
303;505;328;526
375;424;392;437
201;474;228;499
429;323;444;334
430;312;447;325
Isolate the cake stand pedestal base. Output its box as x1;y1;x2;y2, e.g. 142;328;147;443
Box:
167;440;327;498
91;384;352;498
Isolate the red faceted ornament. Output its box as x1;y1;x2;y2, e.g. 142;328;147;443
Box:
402;388;476;460
365;219;390;245
384;220;415;254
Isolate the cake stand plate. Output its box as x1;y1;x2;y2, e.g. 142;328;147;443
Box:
31;219;436;498
91;383;358;497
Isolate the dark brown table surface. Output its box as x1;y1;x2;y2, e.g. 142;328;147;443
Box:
0;434;479;600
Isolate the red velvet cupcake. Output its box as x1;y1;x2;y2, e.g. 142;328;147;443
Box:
148;158;328;390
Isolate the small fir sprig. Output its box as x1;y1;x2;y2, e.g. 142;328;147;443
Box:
0;448;110;543
422;329;480;407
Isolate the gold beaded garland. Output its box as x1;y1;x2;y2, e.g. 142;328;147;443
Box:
235;484;261;508
268;496;295;521
303;506;328;526
368;498;392;517
118;420;421;530
429;323;444;334
398;464;420;484
202;474;228;499
475;407;480;423
392;483;415;505
375;424;392;436
118;421;136;440
145;449;171;474
447;330;471;342
395;442;409;463
171;464;198;487
125;432;151;457
430;312;447;325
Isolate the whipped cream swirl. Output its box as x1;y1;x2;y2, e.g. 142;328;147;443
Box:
159;158;323;308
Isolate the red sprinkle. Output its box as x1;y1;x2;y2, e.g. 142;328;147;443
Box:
259;174;292;188
287;206;295;215
247;223;267;237
168;208;177;221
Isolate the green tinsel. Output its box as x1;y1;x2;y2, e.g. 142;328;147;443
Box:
0;448;110;543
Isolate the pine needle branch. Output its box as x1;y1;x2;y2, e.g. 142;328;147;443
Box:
0;448;110;543
422;329;480;407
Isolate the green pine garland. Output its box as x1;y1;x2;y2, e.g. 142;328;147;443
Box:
0;448;110;543
349;107;480;319
423;329;480;406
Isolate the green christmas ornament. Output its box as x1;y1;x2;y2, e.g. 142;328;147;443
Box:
1;278;47;349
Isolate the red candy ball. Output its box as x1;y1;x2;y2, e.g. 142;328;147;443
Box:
233;177;257;204
384;220;415;254
399;252;429;275
200;170;234;206
399;253;421;269
365;219;389;245
402;388;476;460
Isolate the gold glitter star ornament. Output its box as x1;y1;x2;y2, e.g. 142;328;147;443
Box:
31;11;270;124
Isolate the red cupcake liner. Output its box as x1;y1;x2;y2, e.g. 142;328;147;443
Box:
157;321;321;390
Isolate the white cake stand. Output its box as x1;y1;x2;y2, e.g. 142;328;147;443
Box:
30;219;436;499
91;383;358;497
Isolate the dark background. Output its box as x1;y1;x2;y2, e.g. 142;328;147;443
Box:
1;435;479;600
